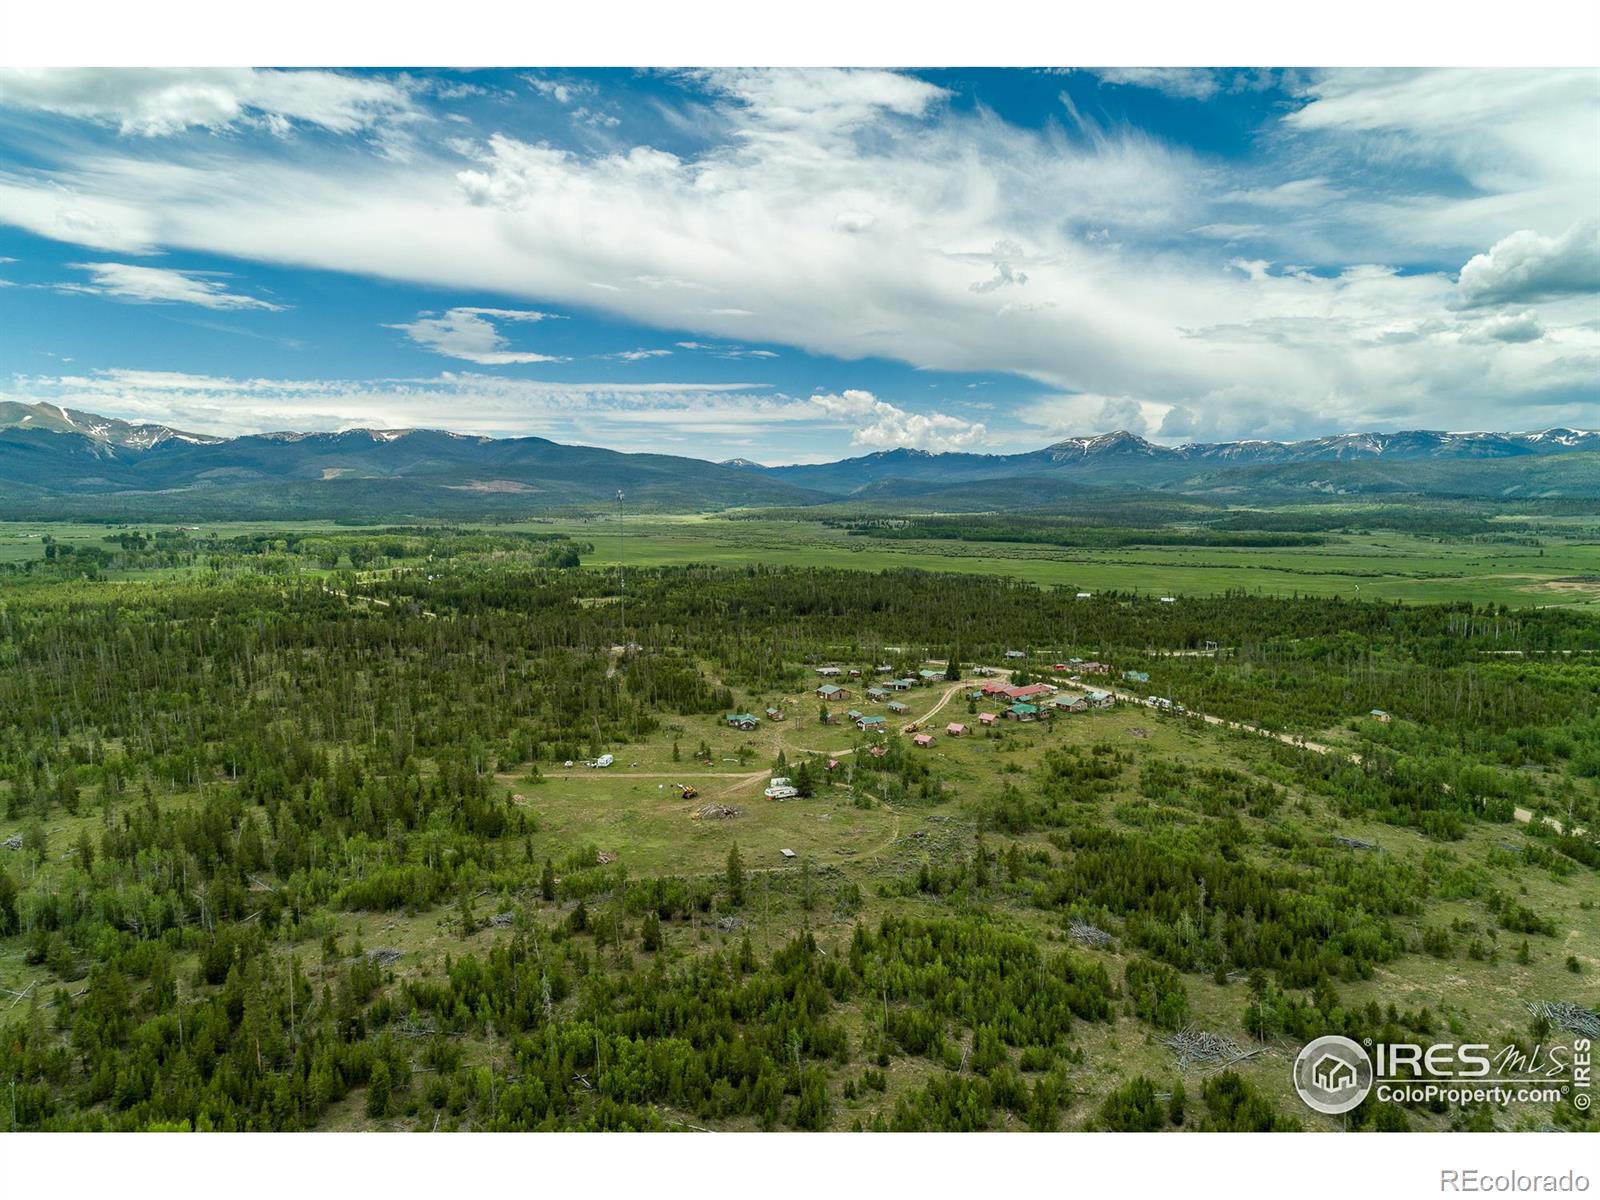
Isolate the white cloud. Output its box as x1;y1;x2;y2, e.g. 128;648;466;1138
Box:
59;261;285;310
0;68;1596;443
0;68;417;137
809;389;986;451
3;368;791;447
1092;69;1223;101
608;348;673;361
1467;310;1545;344
1455;222;1600;309
387;307;566;364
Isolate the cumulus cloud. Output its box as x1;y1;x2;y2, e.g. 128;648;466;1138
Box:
386;307;566;365
809;389;986;451
0;68;416;137
1469;310;1546;344
1455;222;1600;309
58;261;285;310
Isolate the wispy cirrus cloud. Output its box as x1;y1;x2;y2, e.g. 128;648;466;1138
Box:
0;67;418;137
59;261;285;310
2;368;990;458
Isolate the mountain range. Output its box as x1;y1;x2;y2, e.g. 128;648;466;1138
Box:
0;401;1595;518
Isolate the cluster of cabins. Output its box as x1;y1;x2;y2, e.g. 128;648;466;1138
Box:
970;677;1114;725
729;656;1124;746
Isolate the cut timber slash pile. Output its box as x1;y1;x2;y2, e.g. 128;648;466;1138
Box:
1163;1027;1267;1070
693;803;742;820
1067;917;1113;948
1528;1000;1600;1039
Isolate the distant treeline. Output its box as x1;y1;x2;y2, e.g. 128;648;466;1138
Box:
830;517;1325;549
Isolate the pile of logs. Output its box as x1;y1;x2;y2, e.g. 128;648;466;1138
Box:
1163;1026;1261;1069
1;833;23;851
1331;836;1378;850
366;947;404;967
1528;1000;1600;1039
1067;917;1113;947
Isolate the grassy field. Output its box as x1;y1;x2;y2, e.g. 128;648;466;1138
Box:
5;513;1598;607
525;514;1600;609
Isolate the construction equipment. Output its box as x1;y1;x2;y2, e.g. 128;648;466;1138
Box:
673;782;699;800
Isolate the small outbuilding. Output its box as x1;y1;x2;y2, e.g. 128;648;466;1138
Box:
912;733;934;747
946;722;968;736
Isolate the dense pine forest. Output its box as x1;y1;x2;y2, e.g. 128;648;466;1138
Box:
1;527;1596;1132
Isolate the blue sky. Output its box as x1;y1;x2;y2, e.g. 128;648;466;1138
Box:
0;67;1595;462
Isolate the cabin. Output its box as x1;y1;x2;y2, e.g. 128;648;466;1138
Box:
1005;702;1040;722
978;711;997;726
816;666;842;677
857;714;886;731
886;700;910;715
972;666;995;677
868;744;888;758
866;686;891;701
846;709;864;722
896;677;921;690
945;722;968;737
1078;661;1111;675
1008;682;1056;700
1123;670;1150;684
980;680;1014;697
887;678;913;691
817;684;850;700
918;669;943;681
876;664;895;674
848;668;863;678
1004;649;1027;659
912;733;934;748
725;713;759;731
1085;690;1114;708
1053;693;1088;712
765;707;785;721
1370;708;1392;723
